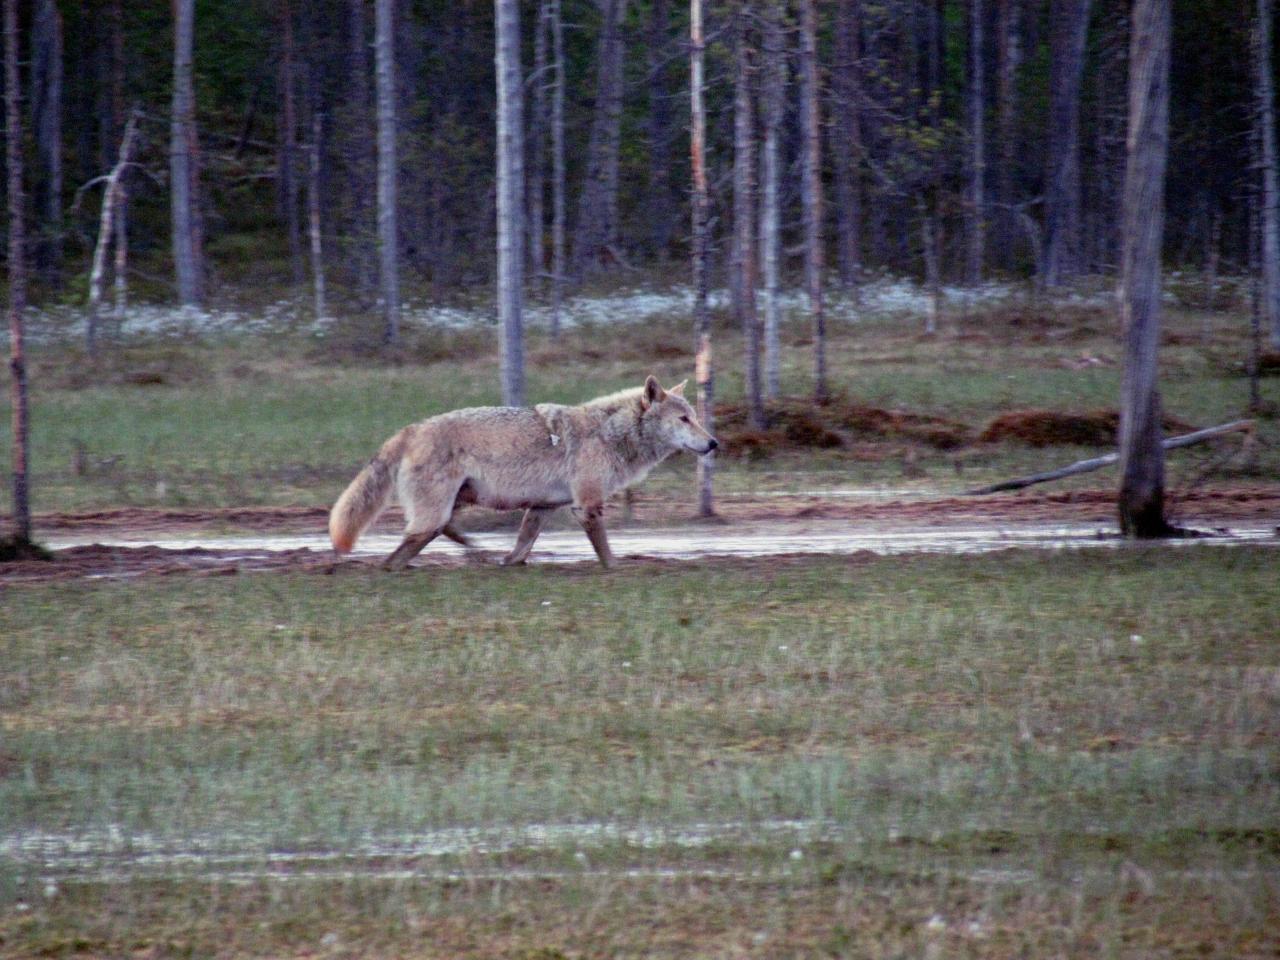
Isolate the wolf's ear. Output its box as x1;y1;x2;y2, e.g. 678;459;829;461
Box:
669;380;687;397
641;374;666;410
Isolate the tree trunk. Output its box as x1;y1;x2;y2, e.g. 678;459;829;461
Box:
496;0;526;407
5;0;31;541
31;0;63;278
966;0;986;283
734;5;764;430
760;0;784;400
1117;0;1172;537
529;0;548;287
88;112;139;356
1043;0;1092;288
170;0;203;306
833;0;863;287
279;0;304;285
994;0;1020;265
647;0;676;258
308;113;327;323
573;0;629;275
375;0;401;345
1253;0;1280;347
691;0;714;517
346;0;376;298
801;0;827;401
550;0;566;338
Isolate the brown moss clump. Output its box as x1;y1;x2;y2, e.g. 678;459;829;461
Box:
715;396;972;458
979;409;1194;447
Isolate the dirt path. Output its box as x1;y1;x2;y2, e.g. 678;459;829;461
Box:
4;486;1277;585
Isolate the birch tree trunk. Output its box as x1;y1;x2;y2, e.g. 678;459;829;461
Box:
5;0;31;541
966;0;986;283
308;114;327;323
170;0;203;306
495;0;526;407
1117;0;1172;537
801;0;827;401
375;0;401;345
550;0;566;338
88;112;138;356
734;5;764;429
1253;0;1280;347
1043;0;1092;288
573;0;628;275
760;0;784;400
994;0;1020;264
31;0;63;277
691;0;714;517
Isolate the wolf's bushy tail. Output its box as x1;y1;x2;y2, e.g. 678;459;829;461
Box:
329;446;399;553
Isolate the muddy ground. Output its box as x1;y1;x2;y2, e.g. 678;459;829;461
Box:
2;485;1277;585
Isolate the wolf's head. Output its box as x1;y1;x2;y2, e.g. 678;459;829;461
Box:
639;375;719;455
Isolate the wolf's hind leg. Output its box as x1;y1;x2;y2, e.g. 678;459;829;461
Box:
502;507;553;566
383;528;443;571
572;503;614;569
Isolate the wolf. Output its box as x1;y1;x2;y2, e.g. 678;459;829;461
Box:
329;375;717;570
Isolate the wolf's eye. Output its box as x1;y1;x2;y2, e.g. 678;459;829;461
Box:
680;415;690;423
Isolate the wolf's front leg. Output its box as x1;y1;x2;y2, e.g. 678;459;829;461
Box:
572;502;614;569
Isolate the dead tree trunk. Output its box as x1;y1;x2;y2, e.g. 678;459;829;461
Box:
1117;0;1172;537
573;0;629;275
5;0;31;541
966;0;986;283
833;0;864;288
734;5;764;429
801;0;827;401
994;0;1020;264
375;0;401;345
496;0;526;407
171;0;203;306
691;0;714;517
760;0;784;400
550;0;566;338
1253;0;1280;347
279;0;304;285
31;0;63;278
308;114;327;323
1043;0;1092;288
87;111;139;356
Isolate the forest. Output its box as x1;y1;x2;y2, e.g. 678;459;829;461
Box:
1;0;1270;315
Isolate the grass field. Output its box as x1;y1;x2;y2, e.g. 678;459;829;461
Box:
2;548;1279;957
1;283;1278;956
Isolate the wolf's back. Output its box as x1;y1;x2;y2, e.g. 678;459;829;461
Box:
329;445;399;553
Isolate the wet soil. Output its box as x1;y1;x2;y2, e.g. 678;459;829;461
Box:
2;485;1277;585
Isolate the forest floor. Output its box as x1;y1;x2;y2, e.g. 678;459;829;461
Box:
2;279;1279;956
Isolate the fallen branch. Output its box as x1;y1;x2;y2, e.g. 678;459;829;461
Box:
965;419;1255;495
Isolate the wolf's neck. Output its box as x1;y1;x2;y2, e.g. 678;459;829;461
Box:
601;406;670;475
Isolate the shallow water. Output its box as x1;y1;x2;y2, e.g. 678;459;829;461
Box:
46;521;1280;565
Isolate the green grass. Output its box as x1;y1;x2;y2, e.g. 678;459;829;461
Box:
0;299;1274;514
2;549;1278;956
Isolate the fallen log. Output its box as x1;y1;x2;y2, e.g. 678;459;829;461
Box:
965;419;1255;495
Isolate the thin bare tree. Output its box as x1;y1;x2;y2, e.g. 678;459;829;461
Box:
1042;0;1092;288
833;0;864;287
88;111;139;356
691;0;714;516
31;0;63;277
800;0;827;400
1117;0;1173;537
529;0;549;290
734;4;764;429
375;0;400;345
966;0;986;283
495;0;526;406
308;114;327;323
279;0;304;284
5;0;31;542
1253;0;1280;347
759;0;784;400
994;0;1020;262
550;0;566;338
171;0;203;306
